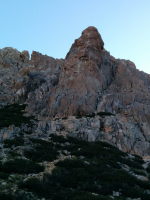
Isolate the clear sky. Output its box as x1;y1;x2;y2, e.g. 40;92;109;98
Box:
0;0;150;73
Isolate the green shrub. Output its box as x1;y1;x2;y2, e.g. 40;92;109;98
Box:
4;137;24;148
8;151;21;158
146;163;150;173
10;135;150;199
0;193;14;200
0;172;9;179
121;185;149;199
0;190;39;200
24;139;59;162
20;176;113;200
20;177;43;193
0;104;33;128
97;112;115;116
56;158;86;169
50;134;68;143
131;168;147;176
1;159;44;174
123;158;144;170
132;154;144;164
55;191;113;200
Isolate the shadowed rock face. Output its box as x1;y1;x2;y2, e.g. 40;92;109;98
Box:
1;26;150;156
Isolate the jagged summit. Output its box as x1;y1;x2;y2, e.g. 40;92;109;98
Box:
2;27;150;200
81;26;104;49
48;26;109;118
66;26;104;60
1;27;150;156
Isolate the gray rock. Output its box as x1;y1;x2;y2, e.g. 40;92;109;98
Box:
1;27;150;157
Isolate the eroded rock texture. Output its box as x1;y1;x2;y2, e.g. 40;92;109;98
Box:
48;26;115;117
1;26;150;156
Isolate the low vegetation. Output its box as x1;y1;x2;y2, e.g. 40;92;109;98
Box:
0;158;44;174
24;138;59;162
0;134;150;200
4;137;24;148
0;104;33;128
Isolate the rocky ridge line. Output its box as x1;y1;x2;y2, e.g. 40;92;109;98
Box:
0;26;150;156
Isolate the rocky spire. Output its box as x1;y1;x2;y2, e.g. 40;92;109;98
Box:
48;27;113;118
66;26;104;61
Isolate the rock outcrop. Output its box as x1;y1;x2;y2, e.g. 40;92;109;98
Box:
48;26;115;117
1;26;150;156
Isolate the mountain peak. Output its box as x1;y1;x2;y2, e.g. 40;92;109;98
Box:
81;26;104;49
1;27;150;158
66;26;104;59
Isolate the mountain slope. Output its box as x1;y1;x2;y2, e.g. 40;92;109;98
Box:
1;26;150;199
1;134;150;200
0;27;150;156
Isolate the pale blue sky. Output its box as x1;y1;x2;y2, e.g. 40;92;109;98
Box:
0;0;150;73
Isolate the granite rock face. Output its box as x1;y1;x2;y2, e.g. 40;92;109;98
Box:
1;26;150;156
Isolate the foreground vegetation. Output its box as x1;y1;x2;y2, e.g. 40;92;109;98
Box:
0;103;149;200
0;104;33;128
0;132;150;200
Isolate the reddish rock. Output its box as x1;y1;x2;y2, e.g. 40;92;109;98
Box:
48;27;114;117
1;27;150;156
